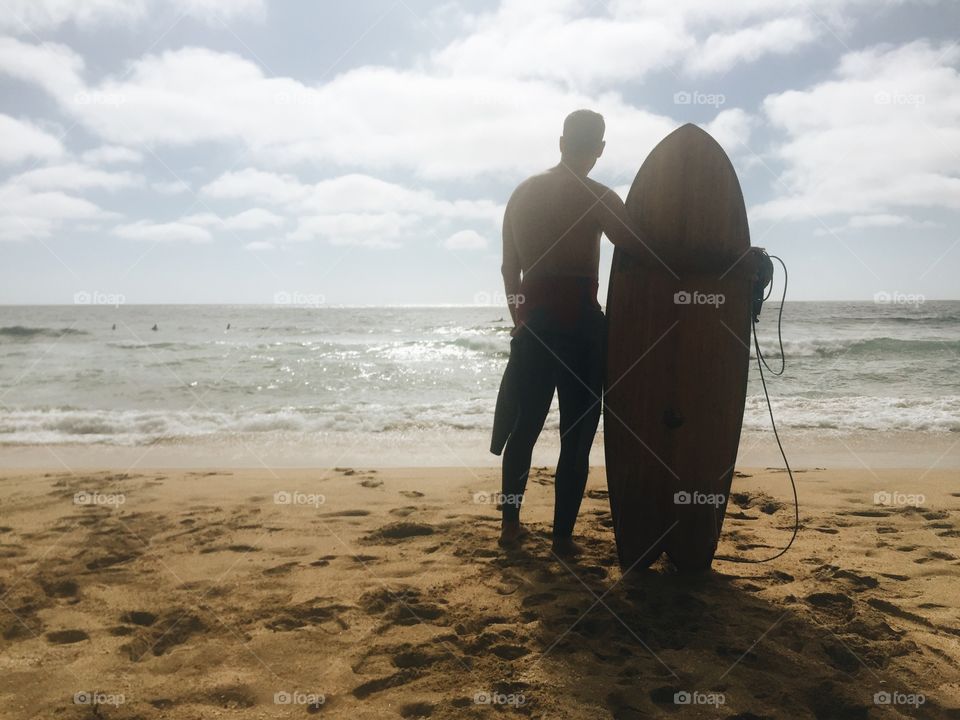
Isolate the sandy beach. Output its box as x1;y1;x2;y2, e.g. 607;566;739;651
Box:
1;464;958;719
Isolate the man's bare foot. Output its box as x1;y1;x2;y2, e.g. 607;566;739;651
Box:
551;536;583;557
498;520;529;547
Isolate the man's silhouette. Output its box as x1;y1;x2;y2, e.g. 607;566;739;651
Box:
495;110;648;556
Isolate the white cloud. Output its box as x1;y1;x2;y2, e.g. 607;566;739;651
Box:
202;168;307;205
0;43;680;179
0;37;85;99
182;208;284;231
0;183;112;241
0;0;264;34
443;229;488;250
685;17;818;74
244;240;275;251
287;213;420;247
704;109;755;154
152;179;191;194
0;114;63;164
754;41;960;222
114;220;212;243
202;170;502;247
11;162;142;191
82;145;143;164
0;0;148;34
171;0;266;23
224;208;284;231
433;2;692;88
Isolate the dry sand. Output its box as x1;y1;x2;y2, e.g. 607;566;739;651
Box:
0;465;958;719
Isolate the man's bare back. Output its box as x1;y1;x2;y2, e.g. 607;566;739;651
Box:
501;164;643;327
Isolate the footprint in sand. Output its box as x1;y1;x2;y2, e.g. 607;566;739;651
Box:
805;592;856;620
400;490;424;498
263;561;299;576
399;702;435;718
521;592;556;607
364;522;435;542
264;597;352;632
352;669;421;699
191;684;257;710
46;629;89;644
866;598;934;627
361;478;384;488
360;586;447;628
813;565;878;590
39;578;79;599
120;611;157;626
120;609;206;661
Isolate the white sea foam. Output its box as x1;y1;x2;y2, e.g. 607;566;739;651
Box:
0;303;957;446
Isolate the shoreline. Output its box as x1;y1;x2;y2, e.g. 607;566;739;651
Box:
1;428;957;469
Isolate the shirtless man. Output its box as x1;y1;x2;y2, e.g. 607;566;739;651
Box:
496;110;648;556
495;110;771;556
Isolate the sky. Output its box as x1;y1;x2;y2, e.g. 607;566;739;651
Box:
0;0;958;305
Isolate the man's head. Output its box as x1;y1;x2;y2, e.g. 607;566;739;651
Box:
559;109;605;172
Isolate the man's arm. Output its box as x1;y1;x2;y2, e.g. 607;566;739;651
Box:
501;198;522;327
595;188;762;277
594;189;658;265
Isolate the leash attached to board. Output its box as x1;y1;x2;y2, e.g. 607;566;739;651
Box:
721;250;800;564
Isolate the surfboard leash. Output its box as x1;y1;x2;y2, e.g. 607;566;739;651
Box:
722;254;800;564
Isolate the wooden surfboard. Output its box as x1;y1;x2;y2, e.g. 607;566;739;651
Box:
603;123;752;572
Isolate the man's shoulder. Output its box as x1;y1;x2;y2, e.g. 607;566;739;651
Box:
581;176;614;198
512;170;552;192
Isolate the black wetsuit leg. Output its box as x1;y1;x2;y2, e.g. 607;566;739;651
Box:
500;332;556;522
552;321;604;538
500;314;604;531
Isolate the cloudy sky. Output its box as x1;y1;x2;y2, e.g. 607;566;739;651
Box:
0;0;957;304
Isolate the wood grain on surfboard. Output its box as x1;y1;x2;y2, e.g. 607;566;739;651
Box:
604;123;752;572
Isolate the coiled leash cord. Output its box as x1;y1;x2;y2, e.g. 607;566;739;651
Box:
722;253;800;564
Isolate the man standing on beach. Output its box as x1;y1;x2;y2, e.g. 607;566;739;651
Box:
493;110;648;556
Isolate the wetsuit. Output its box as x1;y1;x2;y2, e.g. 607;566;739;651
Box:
493;274;605;539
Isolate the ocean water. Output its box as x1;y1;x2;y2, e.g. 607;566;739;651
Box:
0;303;957;454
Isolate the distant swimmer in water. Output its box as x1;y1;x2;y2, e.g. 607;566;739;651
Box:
226;323;231;330
151;324;158;331
111;323;116;330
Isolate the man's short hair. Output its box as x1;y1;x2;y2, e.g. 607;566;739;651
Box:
562;109;605;153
